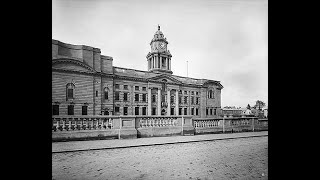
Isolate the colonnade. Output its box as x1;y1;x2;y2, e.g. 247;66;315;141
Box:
147;87;178;116
148;56;171;71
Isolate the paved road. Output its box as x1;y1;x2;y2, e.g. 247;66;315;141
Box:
52;131;268;153
52;136;268;180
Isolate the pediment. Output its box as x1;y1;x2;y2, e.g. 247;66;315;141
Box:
149;74;182;84
52;58;96;73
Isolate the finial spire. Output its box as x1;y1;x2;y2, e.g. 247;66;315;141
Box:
158;24;160;30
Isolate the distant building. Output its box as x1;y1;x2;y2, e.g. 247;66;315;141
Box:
222;107;243;117
242;108;253;116
52;25;223;117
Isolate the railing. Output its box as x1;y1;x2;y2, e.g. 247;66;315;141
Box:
257;118;268;128
52;116;114;132
138;117;178;128
52;115;267;138
194;118;221;128
230;118;251;126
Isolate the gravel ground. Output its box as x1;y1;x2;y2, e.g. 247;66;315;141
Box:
52;136;268;180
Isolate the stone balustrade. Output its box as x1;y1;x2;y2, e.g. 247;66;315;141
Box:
52;115;266;141
138;117;178;128
194;119;221;128
52;115;115;132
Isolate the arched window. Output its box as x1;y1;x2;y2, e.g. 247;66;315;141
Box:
208;90;214;99
104;87;109;100
66;83;75;100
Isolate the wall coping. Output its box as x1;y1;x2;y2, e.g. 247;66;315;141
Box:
52;115;193;119
52;39;101;53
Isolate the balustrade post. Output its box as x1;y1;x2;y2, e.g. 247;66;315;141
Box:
252;118;255;132
91;118;94;129
62;118;66;131
223;118;225;133
56;118;60;131
68;118;72;131
96;118;99;129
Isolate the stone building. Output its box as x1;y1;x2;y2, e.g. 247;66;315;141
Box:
52;25;223;118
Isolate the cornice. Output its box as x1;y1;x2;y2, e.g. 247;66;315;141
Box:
52;68;114;78
52;58;96;73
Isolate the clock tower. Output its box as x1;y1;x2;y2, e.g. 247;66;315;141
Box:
146;25;173;74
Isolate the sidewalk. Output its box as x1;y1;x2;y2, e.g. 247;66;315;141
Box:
52;131;268;153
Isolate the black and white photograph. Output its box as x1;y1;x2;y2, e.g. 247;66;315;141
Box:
52;0;268;179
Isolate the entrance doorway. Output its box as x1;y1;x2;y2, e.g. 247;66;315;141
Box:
161;109;166;115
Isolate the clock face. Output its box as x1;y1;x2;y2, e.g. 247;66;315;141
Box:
159;42;165;49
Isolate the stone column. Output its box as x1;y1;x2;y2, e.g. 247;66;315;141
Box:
175;89;179;115
157;88;161;115
167;89;171;116
148;87;152;115
152;57;155;69
155;56;157;68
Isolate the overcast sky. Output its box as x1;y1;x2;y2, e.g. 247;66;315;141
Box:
52;0;268;108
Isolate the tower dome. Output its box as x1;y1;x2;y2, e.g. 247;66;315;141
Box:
147;25;172;74
151;25;167;44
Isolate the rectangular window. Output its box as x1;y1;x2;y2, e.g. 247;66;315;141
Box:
67;105;74;115
184;108;187;115
196;108;198;115
179;108;182;115
210;108;213;115
184;91;188;95
135;94;139;102
82;106;88;115
191;108;194;115
196;97;199;104
191;91;194;95
214;108;217;115
171;108;174;115
184;96;187;104
142;107;146;115
142;94;146;102
96;90;98;97
152;95;156;102
206;108;208;115
115;84;119;89
52;105;59;115
142;87;146;91
123;92;128;101
152;108;156;115
67;89;73;98
115;106;120;113
115;92;120;100
179;96;182;104
135;107;139;115
191;97;194;104
135;86;139;91
124;107;128;115
123;85;128;90
196;92;199;95
104;91;108;100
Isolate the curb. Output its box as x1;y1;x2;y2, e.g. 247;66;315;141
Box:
52;134;268;154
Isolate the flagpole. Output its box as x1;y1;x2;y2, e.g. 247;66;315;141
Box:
187;60;188;77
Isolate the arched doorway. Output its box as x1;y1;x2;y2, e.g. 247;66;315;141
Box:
161;109;166;115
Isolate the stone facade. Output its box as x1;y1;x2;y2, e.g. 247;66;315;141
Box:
52;26;223;118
